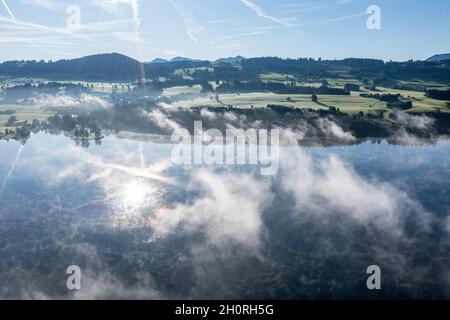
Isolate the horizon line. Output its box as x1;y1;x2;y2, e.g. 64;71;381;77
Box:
0;51;446;64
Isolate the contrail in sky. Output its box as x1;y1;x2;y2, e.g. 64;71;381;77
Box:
240;0;293;27
0;0;66;57
1;0;15;21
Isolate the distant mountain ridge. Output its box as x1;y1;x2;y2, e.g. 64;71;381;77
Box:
150;57;205;63
149;56;246;64
1;52;450;83
169;56;203;63
427;53;450;62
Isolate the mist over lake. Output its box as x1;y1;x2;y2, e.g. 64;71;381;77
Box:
1;133;449;299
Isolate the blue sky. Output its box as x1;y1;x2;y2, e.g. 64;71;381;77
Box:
0;0;449;62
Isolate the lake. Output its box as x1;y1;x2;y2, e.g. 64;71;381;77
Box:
0;132;449;299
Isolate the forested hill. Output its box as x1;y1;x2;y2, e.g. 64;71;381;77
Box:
427;53;450;62
0;53;144;81
1;53;450;84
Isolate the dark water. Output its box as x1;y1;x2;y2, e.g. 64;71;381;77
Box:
0;133;449;299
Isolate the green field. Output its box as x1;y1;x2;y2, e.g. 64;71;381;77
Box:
259;73;296;82
163;83;450;116
174;67;214;80
0;104;54;132
166;92;381;112
372;87;449;113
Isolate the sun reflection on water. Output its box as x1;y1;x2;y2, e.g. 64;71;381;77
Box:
124;181;147;206
122;180;157;212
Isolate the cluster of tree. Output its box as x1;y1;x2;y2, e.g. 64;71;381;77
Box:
0;128;12;138
46;114;102;140
216;81;350;95
145;60;211;80
389;84;427;92
6;115;19;126
0;109;15;115
360;93;402;102
5;115;41;128
3;82;89;103
425;89;450;101
14;126;31;140
344;83;360;91
1;117;42;142
210;65;251;81
241;57;332;79
362;110;386;120
267;104;342;115
200;81;214;93
387;101;413;110
360;93;413;110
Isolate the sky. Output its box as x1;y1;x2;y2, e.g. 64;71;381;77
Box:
0;0;449;62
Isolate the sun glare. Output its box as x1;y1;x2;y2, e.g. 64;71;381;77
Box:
123;181;153;209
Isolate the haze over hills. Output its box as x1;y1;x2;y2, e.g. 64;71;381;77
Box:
150;56;246;64
1;52;450;84
150;58;169;64
149;57;205;64
149;57;200;64
169;57;204;63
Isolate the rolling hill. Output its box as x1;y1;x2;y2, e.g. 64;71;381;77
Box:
0;53;145;81
427;53;450;62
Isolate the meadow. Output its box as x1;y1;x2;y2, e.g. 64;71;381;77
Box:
1;74;449;138
0;104;54;132
166;85;449;115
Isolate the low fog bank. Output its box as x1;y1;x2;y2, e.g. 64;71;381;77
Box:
109;104;450;147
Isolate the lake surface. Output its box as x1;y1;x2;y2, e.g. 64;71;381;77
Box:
0;133;449;299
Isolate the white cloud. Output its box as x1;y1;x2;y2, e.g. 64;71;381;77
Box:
141;109;183;132
316;118;356;142
151;170;271;252
392;110;435;131
280;150;429;233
